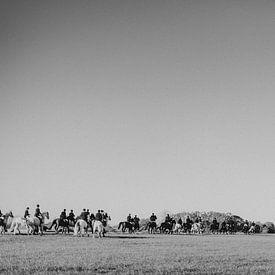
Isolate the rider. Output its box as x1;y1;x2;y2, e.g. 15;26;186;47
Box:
60;209;67;221
80;209;87;221
95;209;103;221
150;213;157;221
165;214;172;224
133;215;140;224
213;217;218;225
67;210;75;222
34;204;43;224
90;212;95;221
127;214;132;223
0;210;4;221
186;215;192;224
178;217;183;225
102;211;108;220
24;207;30;219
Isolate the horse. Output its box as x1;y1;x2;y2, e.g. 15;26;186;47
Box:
0;211;14;234
49;218;73;234
248;225;255;234
159;220;176;234
173;222;183;234
146;221;157;234
242;223;250;234
118;221;133;233
210;222;220;234
93;220;104;238
74;219;88;237
9;217;34;235
191;222;203;234
133;221;140;232
26;212;50;235
182;221;192;234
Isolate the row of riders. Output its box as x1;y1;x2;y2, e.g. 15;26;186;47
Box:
119;213;257;235
0;206;110;237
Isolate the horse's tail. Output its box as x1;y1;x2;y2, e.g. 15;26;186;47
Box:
118;222;123;230
73;220;80;236
48;219;57;230
9;220;15;232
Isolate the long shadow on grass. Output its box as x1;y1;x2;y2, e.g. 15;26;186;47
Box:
105;235;150;239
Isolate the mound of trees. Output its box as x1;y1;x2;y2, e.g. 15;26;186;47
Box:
263;222;275;233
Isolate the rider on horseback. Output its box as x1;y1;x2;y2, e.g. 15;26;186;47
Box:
134;215;140;224
127;214;132;223
95;210;103;221
80;209;87;221
186;216;192;224
178;217;183;225
68;210;75;222
24;207;30;219
213;217;218;225
165;214;172;224
60;209;67;221
150;213;157;222
0;210;4;223
34;204;43;224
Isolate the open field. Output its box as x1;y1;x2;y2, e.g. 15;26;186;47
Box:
0;233;274;274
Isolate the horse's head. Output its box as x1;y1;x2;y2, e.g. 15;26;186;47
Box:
6;211;13;218
43;212;50;220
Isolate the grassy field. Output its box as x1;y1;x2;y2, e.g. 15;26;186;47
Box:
0;232;274;274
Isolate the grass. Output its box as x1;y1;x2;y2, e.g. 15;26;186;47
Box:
0;233;274;274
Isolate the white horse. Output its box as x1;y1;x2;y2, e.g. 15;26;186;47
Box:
93;220;104;238
10;217;33;235
74;219;88;237
173;223;183;234
248;225;255;234
191;222;203;234
0;212;14;234
26;212;50;235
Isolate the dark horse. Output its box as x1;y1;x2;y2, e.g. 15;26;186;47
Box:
210;222;220;234
159;220;176;234
49;218;75;234
146;221;157;234
118;221;133;233
0;211;14;233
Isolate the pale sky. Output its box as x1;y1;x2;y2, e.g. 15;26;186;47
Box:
1;0;274;224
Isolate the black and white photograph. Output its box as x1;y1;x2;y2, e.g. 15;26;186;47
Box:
0;0;275;273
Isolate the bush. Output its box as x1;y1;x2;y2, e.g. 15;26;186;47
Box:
263;222;275;233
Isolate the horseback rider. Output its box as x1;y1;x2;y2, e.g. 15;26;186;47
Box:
80;209;87;221
150;213;157;222
24;207;30;219
34;204;43;224
0;210;4;222
60;209;67;221
68;210;75;222
90;212;95;221
95;210;103;221
127;214;132;223
186;216;192;224
102;212;108;220
134;215;140;224
213;217;218;225
178;217;183;225
165;214;172;224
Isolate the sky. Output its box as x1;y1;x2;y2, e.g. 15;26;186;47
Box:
1;0;274;225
